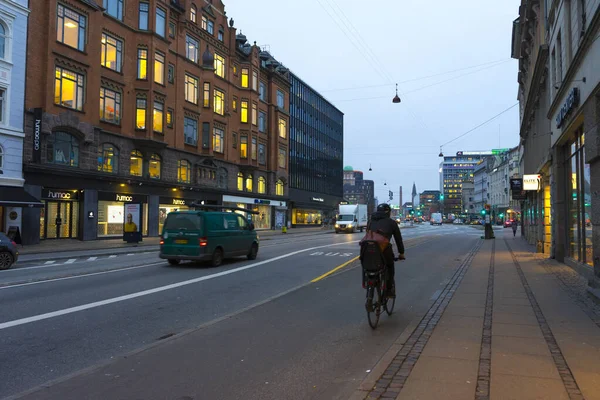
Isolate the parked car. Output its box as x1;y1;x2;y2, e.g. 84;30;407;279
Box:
0;232;19;270
504;219;514;228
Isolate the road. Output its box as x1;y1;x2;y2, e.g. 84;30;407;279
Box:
0;224;485;400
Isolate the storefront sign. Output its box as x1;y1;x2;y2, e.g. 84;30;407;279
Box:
222;195;286;208
99;192;147;203
33;108;42;163
311;197;324;202
510;178;523;191
116;194;133;202
523;174;541;191
42;189;79;200
88;211;94;219
254;199;271;205
556;88;579;128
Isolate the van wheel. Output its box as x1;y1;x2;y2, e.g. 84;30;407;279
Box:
247;243;258;260
167;259;180;265
0;251;14;270
211;248;224;267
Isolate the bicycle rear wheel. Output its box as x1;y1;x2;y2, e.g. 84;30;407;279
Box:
366;284;382;329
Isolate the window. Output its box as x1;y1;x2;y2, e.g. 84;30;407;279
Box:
240;135;247;158
98;143;119;173
252;103;257;125
103;0;123;20
166;109;173;128
139;2;149;29
203;83;210;108
232;132;237;148
186;35;199;62
258;177;266;194
99;88;121;124
252;71;258;91
251;137;257;160
169;21;176;38
47;131;79;167
178;160;191;183
202;122;210;149
232;97;237;112
276;179;284;196
54;67;84;111
184;117;197;145
0;89;5;124
57;4;86;51
278;118;287;138
259;82;266;101
557;32;564;83
258;143;266;164
258;111;267;133
156;7;166;37
137;49;148;79
214;54;225;78
233;65;238;75
0;145;3;170
130;150;143;176
101;33;123;72
241;68;249;88
214;88;225;115
149;153;161;179
278;148;286;168
190;5;197;22
237;172;243;191
246;174;253;192
277;90;285;109
153;101;164;133
218;26;224;41
154;53;165;84
201;15;207;29
213;127;224;153
202;15;213;33
168;64;175;84
185;74;198;104
136;98;146;129
241;100;248;123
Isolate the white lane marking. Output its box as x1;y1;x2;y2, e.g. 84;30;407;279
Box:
126;253;134;256
0;241;359;330
44;261;55;265
108;255;117;258
87;257;98;261
64;259;76;264
0;263;164;291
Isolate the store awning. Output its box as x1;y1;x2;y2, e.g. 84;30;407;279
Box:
0;187;44;207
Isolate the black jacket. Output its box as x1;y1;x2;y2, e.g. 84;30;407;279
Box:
367;211;405;254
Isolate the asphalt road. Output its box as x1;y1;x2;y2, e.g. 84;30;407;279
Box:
0;224;484;399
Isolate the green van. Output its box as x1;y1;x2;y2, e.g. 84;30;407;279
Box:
159;207;259;267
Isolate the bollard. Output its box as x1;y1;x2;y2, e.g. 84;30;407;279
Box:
282;225;287;234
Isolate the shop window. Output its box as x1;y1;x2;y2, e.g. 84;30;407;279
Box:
98;143;119;173
276;179;284;196
47;131;79;167
258;177;266;194
54;66;84;111
149;153;161;179
237;172;243;191
178;159;191;183
57;4;86;51
101;33;122;72
130;150;143;177
246;174;253;192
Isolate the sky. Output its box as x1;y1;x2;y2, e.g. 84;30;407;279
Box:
224;0;521;203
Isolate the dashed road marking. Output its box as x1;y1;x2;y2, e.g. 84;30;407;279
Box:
65;259;76;264
44;261;55;265
87;257;98;261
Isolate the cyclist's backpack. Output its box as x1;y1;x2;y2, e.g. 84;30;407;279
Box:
359;230;389;272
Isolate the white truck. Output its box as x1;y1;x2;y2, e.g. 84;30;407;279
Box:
430;212;443;225
336;204;368;233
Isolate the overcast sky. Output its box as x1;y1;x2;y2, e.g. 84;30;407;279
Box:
225;0;520;202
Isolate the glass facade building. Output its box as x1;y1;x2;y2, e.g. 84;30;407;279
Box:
289;73;344;225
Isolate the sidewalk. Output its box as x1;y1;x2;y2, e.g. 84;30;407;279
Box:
352;229;600;400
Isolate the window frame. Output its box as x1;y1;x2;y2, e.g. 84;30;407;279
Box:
278;118;287;139
252;103;257;126
251;137;257;160
100;32;123;73
214;53;225;78
252;70;258;91
190;5;197;23
258;143;266;165
168;64;175;84
277;89;285;109
213;126;224;153
154;52;165;85
240;135;248;159
47;131;80;167
98;143;119;173
137;48;148;79
184;117;198;146
237;172;243;191
99;87;121;124
177;159;191;184
153;101;164;133
213;88;225;116
135;98;146;130
185;73;199;104
156;7;167;37
130;150;144;177
203;82;211;108
241;68;249;88
186;34;199;63
276;179;284;196
278;148;286;169
103;0;124;21
57;4;86;51
149;153;161;179
246;174;253;192
258;177;266;194
241;100;248;123
166;108;173;128
138;2;149;30
259;81;267;101
54;66;85;111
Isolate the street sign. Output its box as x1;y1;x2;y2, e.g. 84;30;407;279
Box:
510;178;523;191
523;174;541;191
492;148;510;155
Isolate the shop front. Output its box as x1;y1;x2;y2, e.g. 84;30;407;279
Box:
97;192;148;238
222;195;287;230
288;189;342;227
0;186;44;242
158;197;195;233
39;188;81;239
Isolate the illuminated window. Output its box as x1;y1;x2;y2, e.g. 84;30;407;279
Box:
130;150;143;177
178;160;191;183
54;67;84;111
101;33;122;72
154;52;165;84
241;68;249;88
241;100;248;123
214;54;225;78
153;101;163;133
214;88;225;115
186;35;199;62
99;87;121;124
57;4;86;51
166;109;173;128
232;97;237;112
213;126;224;153
237;172;243;191
203;83;210;108
136;99;146;129
149;153;161;179
137;48;147;79
185;74;198;104
246;174;253;192
190;5;196;23
278;118;287;139
252;70;258;91
252;103;257;125
258;177;266;194
98;143;119;173
278;148;286;169
276;179;284;196
240;135;247;158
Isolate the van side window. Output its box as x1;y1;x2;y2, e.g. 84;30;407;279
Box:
224;214;239;230
237;215;248;230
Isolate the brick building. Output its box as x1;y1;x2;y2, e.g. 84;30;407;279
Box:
21;0;290;243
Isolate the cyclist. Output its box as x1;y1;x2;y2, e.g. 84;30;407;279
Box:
367;203;405;297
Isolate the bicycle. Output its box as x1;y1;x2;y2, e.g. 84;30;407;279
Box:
364;256;401;329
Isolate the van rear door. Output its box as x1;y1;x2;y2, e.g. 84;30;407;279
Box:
161;213;204;257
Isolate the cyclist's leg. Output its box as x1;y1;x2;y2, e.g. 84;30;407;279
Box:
382;246;395;294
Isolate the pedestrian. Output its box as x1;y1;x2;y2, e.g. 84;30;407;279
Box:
512;220;518;237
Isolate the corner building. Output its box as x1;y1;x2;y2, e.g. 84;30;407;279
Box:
22;0;290;244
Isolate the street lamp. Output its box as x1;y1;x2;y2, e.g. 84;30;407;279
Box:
439;146;444;157
369;163;372;171
392;83;401;103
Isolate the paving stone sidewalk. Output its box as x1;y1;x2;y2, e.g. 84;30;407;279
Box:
352;229;600;400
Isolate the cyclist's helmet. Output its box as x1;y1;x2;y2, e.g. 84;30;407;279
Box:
377;203;392;217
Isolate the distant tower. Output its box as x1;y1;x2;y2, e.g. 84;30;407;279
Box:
399;186;403;211
412;182;417;207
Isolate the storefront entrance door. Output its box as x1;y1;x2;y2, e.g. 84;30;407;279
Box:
46;201;78;239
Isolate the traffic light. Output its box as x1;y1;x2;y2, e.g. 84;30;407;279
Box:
440;194;444;200
499;213;504;218
481;209;486;215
